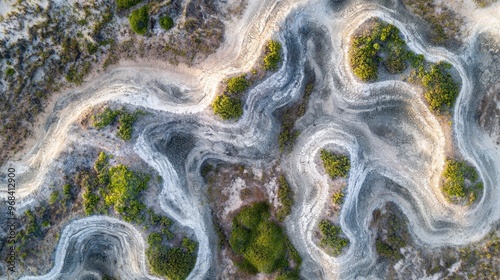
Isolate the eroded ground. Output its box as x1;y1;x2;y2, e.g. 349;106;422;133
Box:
1;0;500;279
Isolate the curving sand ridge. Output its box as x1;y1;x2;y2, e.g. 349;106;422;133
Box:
3;0;500;279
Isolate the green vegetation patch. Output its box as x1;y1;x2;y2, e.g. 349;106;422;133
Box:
276;175;294;222
318;220;349;256
349;18;460;114
374;206;409;262
263;40;282;71
129;5;149;35
320;150;350;179
226;75;250;94
229;202;299;274
421;62;460;113
91;106;142;141
147;233;198;280
442;159;483;205
332;189;345;206
159;15;174;30
83;151;151;223
212;94;243;120
116;0;143;9
5;67;15;76
349;21;408;81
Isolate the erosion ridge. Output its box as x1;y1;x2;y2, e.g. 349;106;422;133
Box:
1;0;500;279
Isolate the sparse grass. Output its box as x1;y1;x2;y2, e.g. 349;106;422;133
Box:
129;5;149;35
91;107;142;141
402;0;464;45
473;0;498;7
318;220;349;256
320;150;350;179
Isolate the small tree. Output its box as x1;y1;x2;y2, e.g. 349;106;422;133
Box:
129;5;149;35
159;15;174;30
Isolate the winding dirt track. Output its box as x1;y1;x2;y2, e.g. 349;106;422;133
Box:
4;0;500;279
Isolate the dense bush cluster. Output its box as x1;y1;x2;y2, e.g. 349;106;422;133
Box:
349;19;460;114
212;95;243;120
320;150;350;179
229;202;300;275
226;75;250;94
374;208;409;262
276;175;294;222
159;15;174;30
442;159;483;205
349;21;408;81
129;5;149;35
147;233;198;280
92;106;142;141
318;220;349;256
421;62;460;113
82;151;151;223
263;40;282;71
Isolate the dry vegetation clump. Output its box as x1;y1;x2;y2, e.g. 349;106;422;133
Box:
277;79;314;152
401;0;464;45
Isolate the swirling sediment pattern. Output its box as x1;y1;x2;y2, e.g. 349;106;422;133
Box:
5;0;500;279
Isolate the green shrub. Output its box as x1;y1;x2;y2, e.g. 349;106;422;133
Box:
5;67;15;76
129;5;149;35
230;202;291;274
263;40;282;71
159;15;174;30
421;62;460;113
91;107;141;140
49;191;59;205
87;42;98;55
117;112;137;140
226;75;249;94
318;220;349;256
320;150;350;179
147;246;196;280
212;95;243;120
92;107;121;129
442;159;482;204
349;21;409;81
116;0;143;9
105;164;149;222
332;189;345;205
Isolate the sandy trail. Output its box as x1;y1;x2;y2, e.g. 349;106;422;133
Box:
3;0;500;279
